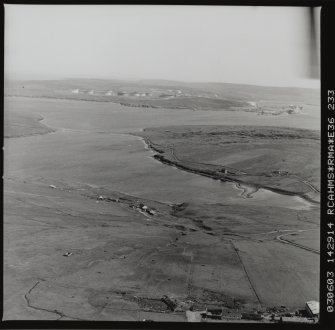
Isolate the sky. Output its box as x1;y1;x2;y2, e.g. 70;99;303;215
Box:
5;5;320;88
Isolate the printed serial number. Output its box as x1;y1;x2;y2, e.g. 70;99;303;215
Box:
329;90;335;110
327;223;335;263
327;271;334;312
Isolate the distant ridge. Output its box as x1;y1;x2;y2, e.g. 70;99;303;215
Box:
5;78;320;109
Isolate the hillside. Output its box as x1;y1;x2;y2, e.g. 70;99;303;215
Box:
5;79;319;113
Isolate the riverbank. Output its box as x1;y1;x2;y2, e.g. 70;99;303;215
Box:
136;125;320;204
4;111;56;138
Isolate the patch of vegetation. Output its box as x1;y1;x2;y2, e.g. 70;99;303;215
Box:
138;125;320;201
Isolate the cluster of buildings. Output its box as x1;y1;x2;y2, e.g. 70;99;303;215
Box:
70;88;186;99
71;89;113;96
245;101;304;116
185;301;319;323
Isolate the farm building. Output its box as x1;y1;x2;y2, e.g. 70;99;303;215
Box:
305;301;319;318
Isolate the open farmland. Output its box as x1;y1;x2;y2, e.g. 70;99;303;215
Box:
234;239;319;307
137;125;320;203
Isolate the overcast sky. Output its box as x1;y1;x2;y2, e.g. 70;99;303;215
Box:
5;5;320;88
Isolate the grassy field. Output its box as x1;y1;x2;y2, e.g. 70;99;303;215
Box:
4;179;260;320
234;239;319;307
138;125;320;202
5;177;319;320
4;109;55;138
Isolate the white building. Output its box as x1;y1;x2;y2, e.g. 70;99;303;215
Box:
305;301;319;318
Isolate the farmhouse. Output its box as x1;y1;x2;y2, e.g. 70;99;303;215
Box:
305;301;319;318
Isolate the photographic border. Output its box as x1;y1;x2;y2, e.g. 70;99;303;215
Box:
1;1;334;329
